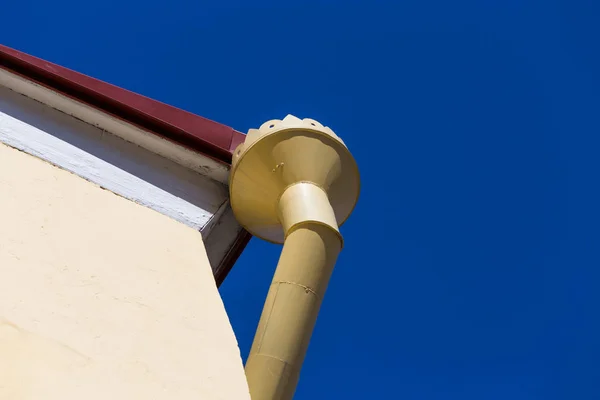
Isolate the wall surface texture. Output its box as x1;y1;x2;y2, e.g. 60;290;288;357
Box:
0;142;250;399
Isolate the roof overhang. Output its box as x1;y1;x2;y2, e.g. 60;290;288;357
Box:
0;44;250;285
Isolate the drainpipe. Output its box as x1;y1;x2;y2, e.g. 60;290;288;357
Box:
229;115;360;400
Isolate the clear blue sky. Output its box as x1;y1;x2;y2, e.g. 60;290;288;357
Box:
2;1;598;399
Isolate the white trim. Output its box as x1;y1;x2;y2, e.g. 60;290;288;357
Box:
204;202;245;275
0;85;228;237
0;67;231;184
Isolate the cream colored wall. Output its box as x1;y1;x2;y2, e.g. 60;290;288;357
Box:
0;142;250;399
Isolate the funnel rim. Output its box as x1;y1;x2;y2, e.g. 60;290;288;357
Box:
229;127;360;243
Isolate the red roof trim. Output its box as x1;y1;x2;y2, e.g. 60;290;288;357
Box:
0;44;250;285
0;44;245;164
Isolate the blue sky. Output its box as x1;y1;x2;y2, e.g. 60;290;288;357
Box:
2;1;599;399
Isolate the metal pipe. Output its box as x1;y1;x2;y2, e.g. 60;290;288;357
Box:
245;183;342;399
229;115;360;400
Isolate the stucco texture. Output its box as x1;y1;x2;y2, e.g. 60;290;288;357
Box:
0;142;249;399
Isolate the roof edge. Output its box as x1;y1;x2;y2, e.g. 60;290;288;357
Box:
0;43;250;284
0;44;246;164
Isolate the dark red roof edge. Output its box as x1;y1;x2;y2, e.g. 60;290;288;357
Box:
0;44;246;163
0;44;250;284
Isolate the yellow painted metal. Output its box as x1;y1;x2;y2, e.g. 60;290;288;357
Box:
230;115;360;244
229;115;360;399
244;223;341;399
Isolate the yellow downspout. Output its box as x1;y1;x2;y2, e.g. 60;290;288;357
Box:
230;115;360;400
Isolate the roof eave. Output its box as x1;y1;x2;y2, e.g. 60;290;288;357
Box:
0;44;250;286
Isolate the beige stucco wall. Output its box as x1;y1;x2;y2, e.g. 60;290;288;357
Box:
0;142;250;399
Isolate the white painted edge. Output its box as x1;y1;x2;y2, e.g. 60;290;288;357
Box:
204;202;245;276
0;97;221;235
0;67;231;184
203;198;230;237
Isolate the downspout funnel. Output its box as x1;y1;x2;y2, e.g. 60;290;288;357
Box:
230;115;360;399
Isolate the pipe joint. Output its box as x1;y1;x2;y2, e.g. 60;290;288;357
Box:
278;182;340;240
